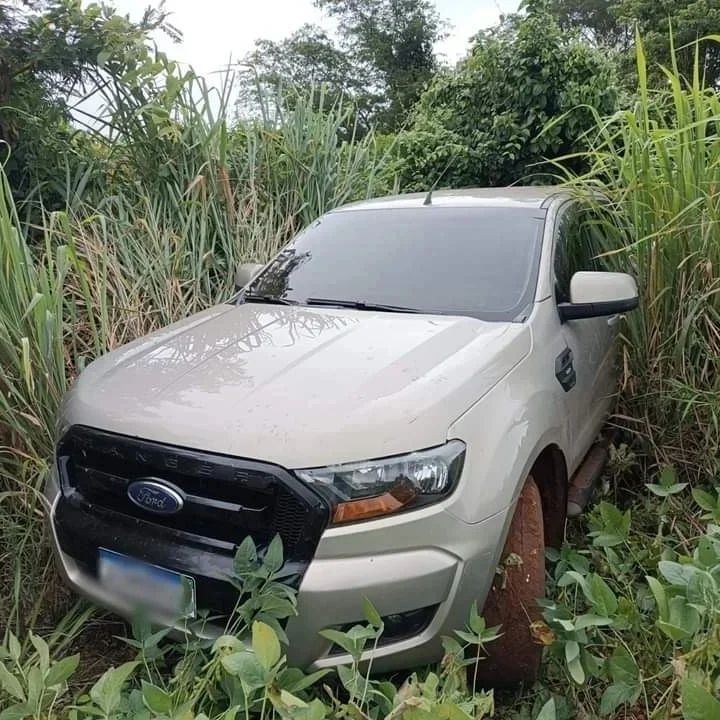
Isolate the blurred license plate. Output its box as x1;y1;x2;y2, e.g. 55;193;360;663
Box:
98;549;196;620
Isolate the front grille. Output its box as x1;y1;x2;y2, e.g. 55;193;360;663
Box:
55;425;329;618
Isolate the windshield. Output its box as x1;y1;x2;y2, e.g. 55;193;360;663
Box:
242;206;545;322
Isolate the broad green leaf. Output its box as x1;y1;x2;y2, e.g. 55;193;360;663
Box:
607;647;639;687
254;613;289;646
581;648;603;678
7;635;20;663
29;634;49;675
657;597;701;640
695;537;720;568
442;636;464;657
0;703;33;720
142;681;172;714
89;661;138;715
574;614;614;630
263;534;284;573
468;603;486;635
336;664;357;694
422;672;439;700
281;667;331;694
659;465;678;487
222;652;267;690
233;536;257;575
272;688;308;710
318;628;356;656
600;682;640;717
589;574;618;616
686;569;717;610
646;576;669;620
692;489;717;512
473;693;495;717
363;597;383;628
535;698;556;720
345;624;378;642
298;698;330;720
45;654;80;687
564;641;585;684
590;503;631;547
557;570;591;598
681;679;720;720
252;621;281;670
658;560;697;586
567;656;585;685
645;467;687;496
25;667;41;710
645;483;687;497
0;663;25;702
255;595;296;619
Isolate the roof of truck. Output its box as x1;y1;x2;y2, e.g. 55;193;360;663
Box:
333;187;567;212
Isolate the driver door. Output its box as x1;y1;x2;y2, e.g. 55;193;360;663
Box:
553;204;617;468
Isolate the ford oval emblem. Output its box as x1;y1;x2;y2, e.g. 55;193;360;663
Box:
127;479;184;515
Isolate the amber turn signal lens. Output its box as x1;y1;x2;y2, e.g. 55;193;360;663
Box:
332;480;417;524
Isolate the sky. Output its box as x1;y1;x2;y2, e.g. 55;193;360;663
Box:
111;0;520;79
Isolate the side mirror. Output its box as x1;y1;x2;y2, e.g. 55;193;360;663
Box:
235;262;263;291
559;271;639;321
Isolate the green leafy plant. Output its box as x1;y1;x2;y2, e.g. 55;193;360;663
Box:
644;490;720;718
0;537;502;720
646;465;687;499
320;602;496;720
0;632;79;720
540;502;648;717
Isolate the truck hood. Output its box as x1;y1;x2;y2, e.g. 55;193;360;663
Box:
62;303;531;468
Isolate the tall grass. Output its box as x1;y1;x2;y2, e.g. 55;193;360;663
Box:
563;37;720;481
0;68;392;634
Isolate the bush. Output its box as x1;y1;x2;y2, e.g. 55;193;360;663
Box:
392;5;618;190
0;536;499;719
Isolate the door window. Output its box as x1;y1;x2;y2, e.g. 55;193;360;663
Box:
553;204;606;304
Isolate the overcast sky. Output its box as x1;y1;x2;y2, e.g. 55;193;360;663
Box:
111;0;519;78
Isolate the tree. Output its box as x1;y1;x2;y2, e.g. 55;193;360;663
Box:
241;0;445;132
315;0;445;128
547;0;627;46
548;0;720;86
238;24;376;127
393;6;618;189
0;0;175;205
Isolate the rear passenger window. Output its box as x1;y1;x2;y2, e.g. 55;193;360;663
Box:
553;205;606;304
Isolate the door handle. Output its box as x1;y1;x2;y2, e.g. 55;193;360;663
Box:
555;347;576;392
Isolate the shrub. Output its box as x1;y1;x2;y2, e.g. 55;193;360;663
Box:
0;536;499;719
392;5;618;190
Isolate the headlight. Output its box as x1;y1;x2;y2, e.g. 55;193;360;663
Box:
295;440;466;524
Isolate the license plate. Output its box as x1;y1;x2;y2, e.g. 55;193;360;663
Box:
98;548;196;620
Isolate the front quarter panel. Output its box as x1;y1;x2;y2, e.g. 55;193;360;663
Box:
446;347;570;525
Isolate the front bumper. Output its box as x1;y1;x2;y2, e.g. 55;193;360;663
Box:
45;466;510;672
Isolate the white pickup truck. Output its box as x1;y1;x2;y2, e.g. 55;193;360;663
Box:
46;187;638;684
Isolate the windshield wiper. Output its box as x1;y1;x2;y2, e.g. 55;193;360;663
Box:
242;293;299;306
304;297;422;313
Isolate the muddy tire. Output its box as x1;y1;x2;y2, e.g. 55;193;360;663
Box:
473;475;545;687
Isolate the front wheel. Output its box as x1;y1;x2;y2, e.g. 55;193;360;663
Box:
473;475;545;687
